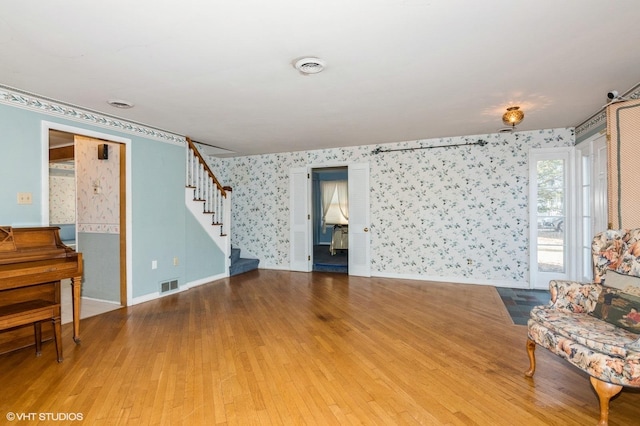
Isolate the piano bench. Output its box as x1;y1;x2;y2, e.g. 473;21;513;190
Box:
0;300;62;362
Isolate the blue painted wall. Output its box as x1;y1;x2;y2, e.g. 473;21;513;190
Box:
186;210;226;282
0;100;225;302
130;138;187;298
0;103;46;226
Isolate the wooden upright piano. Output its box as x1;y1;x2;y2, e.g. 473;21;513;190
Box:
0;226;83;360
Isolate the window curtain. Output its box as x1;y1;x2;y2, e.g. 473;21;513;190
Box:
321;181;338;231
336;180;349;220
606;99;640;229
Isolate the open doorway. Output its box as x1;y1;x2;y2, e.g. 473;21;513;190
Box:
290;162;370;276
48;128;126;320
312;167;349;273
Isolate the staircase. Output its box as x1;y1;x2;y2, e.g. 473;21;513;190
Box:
185;138;259;276
230;247;260;276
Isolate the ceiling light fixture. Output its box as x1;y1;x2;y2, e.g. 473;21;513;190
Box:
107;99;134;109
502;106;524;128
294;57;325;74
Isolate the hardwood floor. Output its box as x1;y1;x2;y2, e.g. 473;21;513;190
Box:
1;270;639;425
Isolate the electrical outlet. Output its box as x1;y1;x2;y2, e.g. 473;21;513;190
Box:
173;257;179;266
17;192;32;205
152;260;158;270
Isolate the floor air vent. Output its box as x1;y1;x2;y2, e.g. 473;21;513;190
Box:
160;280;179;293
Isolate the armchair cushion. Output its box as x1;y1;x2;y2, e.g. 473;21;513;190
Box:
530;308;639;358
547;280;600;314
528;318;640;386
592;228;640;283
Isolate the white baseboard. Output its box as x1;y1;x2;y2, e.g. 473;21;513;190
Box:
258;263;291;271
370;271;529;288
129;272;230;306
129;291;164;306
185;272;229;288
81;296;121;305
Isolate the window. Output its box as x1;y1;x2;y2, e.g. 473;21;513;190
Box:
321;180;348;225
536;158;566;274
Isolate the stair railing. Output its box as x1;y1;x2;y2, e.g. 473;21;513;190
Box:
185;137;229;235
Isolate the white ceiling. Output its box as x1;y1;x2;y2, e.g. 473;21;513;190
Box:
1;1;639;156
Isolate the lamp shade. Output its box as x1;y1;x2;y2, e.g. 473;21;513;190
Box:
502;106;524;126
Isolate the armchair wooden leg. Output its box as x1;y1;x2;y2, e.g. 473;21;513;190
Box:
525;338;536;377
590;376;622;426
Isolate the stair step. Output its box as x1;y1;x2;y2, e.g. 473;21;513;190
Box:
230;258;260;276
231;247;241;263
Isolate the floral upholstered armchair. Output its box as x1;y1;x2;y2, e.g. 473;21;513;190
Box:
525;228;640;426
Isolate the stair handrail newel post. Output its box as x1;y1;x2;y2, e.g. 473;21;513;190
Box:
222;186;232;235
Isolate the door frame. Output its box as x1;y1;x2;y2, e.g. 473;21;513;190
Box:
41;121;131;306
575;131;608;282
289;161;371;276
528;147;576;289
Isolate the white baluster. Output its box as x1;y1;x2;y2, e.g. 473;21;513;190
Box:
185;145;188;186
198;163;203;199
207;178;212;213
189;149;194;187
214;186;219;223
218;189;223;226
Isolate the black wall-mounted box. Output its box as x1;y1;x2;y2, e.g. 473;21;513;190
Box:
98;143;108;160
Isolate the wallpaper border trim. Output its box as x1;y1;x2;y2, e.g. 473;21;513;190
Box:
0;84;185;146
576;84;640;140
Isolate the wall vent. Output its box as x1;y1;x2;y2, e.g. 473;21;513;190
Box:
160;279;179;293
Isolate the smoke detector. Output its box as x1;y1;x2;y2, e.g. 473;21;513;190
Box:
294;57;326;74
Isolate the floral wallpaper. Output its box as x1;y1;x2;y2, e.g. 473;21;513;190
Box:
208;128;574;286
49;162;75;224
75;136;120;234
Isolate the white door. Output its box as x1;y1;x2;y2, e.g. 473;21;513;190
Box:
529;148;574;289
348;163;371;277
290;167;311;271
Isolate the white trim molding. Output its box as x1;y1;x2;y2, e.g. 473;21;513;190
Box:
576;83;640;141
0;84;185;146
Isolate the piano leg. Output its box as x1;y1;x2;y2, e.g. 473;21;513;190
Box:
52;316;63;362
71;276;81;344
34;322;42;356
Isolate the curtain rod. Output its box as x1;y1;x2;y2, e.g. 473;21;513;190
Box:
371;139;487;154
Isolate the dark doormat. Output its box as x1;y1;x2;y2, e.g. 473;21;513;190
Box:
497;287;550;325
